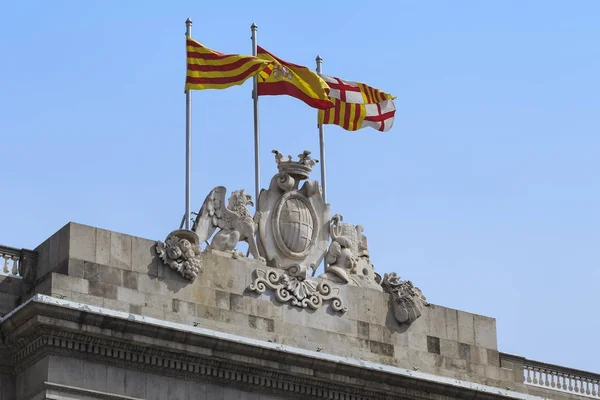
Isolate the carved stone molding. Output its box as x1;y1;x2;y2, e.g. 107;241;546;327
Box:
248;267;347;313
10;327;411;400
2;297;519;400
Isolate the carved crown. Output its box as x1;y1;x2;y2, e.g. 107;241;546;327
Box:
272;150;318;180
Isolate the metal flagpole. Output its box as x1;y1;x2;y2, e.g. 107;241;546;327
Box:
184;18;193;230
251;23;260;207
313;55;327;277
316;55;327;203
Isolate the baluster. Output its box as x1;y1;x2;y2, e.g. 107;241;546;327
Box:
544;369;550;387
575;378;581;393
557;373;563;389
11;255;19;275
526;367;533;383
2;255;9;274
550;370;556;388
585;379;592;395
568;375;574;392
533;368;539;384
592;380;598;397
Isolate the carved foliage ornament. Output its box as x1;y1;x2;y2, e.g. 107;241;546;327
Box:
248;266;347;313
381;272;429;325
155;230;202;281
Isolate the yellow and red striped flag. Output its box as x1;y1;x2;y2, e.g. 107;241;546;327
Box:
257;46;334;110
185;37;272;91
318;74;396;132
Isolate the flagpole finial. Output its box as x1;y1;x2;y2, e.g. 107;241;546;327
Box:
251;22;258;31
316;55;323;74
185;18;193;26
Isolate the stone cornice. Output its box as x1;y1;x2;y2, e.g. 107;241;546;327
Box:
1;295;545;400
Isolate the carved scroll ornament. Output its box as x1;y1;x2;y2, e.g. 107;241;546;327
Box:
248;266;347;314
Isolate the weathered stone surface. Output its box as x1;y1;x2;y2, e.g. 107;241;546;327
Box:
3;223;523;398
474;314;498;350
428;305;447;339
427;336;441;354
445;308;459;341
51;273;89;294
131;236;158;275
15;356;49;399
458;342;472;361
89;281;117;299
69;223;96;263
457;310;475;345
110;230;132;270
95;227;111;265
117;285;145;306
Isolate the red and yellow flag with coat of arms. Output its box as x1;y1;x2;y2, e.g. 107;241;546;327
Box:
257;46;334;110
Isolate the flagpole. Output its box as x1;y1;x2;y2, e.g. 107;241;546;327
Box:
316;55;327;203
184;18;193;230
251;23;260;206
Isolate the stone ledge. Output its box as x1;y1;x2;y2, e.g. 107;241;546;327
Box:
1;295;546;400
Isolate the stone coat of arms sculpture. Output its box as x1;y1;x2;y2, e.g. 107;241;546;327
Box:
255;150;330;275
155;147;427;323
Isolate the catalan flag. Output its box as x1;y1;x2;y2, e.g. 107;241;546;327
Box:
185;37;272;91
318;74;396;132
257;46;334;110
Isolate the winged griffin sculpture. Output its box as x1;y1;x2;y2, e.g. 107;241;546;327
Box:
155;186;264;281
192;186;265;262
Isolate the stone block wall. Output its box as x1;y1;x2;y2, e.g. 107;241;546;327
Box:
0;275;21;317
30;222;514;389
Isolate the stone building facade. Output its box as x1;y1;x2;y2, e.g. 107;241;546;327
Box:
1;153;598;399
0;222;598;400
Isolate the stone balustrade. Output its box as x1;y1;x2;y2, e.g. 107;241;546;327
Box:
502;353;600;398
0;245;36;279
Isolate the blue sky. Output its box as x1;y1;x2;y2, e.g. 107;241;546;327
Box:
1;1;599;372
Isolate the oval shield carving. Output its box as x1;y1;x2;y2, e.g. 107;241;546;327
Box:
279;198;313;253
272;192;319;259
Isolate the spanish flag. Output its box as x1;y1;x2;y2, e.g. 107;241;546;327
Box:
257;46;334;110
185;37;272;91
